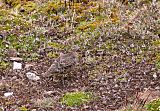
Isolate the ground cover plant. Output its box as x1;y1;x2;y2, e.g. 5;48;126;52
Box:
145;99;160;111
61;91;93;107
0;0;160;110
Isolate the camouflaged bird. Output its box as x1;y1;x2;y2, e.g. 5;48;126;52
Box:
42;52;78;77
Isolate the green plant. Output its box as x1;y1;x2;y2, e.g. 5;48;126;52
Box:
156;61;160;69
0;61;9;70
47;52;59;58
48;42;65;49
145;99;160;111
152;40;160;47
22;1;37;13
19;106;28;111
61;91;92;107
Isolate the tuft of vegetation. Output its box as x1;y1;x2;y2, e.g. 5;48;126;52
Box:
61;91;93;107
145;99;160;111
47;52;59;58
0;61;10;70
18;106;28;111
156;61;160;69
0;0;159;110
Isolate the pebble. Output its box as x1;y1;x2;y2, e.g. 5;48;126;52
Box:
13;61;22;70
26;72;40;81
153;73;157;79
4;92;13;97
10;57;23;61
44;91;54;95
155;86;160;90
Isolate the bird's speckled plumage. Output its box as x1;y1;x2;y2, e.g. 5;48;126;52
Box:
43;52;78;77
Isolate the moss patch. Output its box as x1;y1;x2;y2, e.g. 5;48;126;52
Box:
145;99;160;111
61;91;93;107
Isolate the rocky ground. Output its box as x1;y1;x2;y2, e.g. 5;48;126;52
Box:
0;0;160;111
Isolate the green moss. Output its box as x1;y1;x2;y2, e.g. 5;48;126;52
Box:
72;3;86;13
86;1;97;7
41;1;65;14
152;40;160;47
7;35;38;51
145;98;160;111
21;1;37;13
0;9;31;32
48;42;65;49
88;21;102;30
0;61;10;70
61;91;93;107
78;24;89;31
102;41;114;50
135;56;143;63
86;6;99;15
19;106;28;111
30;53;39;61
47;52;59;58
0;9;10;16
75;15;86;22
3;0;21;7
156;61;160;69
156;53;160;61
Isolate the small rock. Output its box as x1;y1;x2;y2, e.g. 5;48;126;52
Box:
115;84;119;88
83;105;89;109
155;86;160;90
13;61;22;70
130;43;134;48
142;44;146;48
4;92;13;97
10;57;23;61
153;73;157;79
26;72;40;81
44;91;54;95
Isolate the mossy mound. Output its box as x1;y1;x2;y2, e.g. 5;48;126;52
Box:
61;91;93;107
